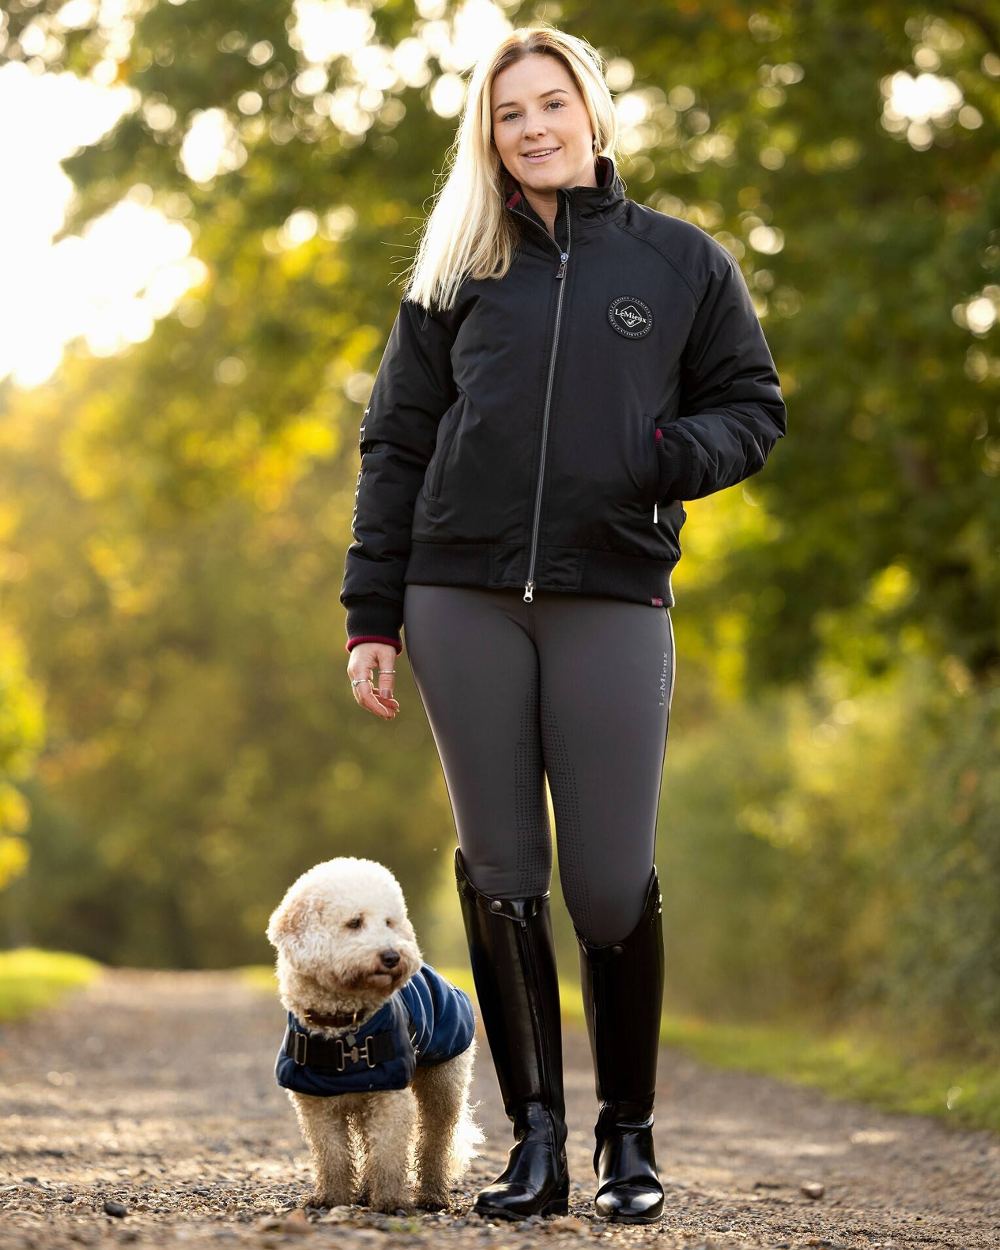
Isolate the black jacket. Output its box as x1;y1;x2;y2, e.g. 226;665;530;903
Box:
341;155;787;653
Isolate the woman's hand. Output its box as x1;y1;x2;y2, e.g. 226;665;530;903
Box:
348;642;400;720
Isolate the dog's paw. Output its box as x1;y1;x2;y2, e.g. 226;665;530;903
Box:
414;1179;451;1210
304;1190;350;1211
370;1195;413;1215
415;1192;449;1212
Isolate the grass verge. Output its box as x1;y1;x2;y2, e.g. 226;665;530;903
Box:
0;947;103;1021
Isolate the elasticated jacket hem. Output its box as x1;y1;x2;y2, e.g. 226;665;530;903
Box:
403;541;676;609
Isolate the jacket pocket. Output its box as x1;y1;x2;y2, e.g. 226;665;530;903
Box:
425;396;463;499
641;414;661;508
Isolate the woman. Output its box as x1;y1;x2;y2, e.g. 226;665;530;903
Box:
340;24;787;1225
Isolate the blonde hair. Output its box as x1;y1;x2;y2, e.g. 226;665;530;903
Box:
401;23;622;313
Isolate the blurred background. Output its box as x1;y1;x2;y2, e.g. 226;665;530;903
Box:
0;0;997;1116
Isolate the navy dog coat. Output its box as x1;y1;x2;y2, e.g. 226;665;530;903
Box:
275;961;475;1097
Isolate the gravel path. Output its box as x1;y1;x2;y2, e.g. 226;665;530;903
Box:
0;968;997;1249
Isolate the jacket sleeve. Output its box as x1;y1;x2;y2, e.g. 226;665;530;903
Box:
655;247;787;504
340;297;458;654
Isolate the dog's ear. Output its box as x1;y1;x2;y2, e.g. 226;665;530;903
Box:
266;893;313;948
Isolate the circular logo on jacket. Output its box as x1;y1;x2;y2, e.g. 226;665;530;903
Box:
608;295;653;339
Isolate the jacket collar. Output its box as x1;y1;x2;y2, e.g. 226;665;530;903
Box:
502;153;626;236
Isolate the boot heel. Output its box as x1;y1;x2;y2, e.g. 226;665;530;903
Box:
540;1177;570;1217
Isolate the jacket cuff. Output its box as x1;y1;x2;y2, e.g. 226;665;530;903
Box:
346;634;403;655
655;426;698;502
344;600;404;655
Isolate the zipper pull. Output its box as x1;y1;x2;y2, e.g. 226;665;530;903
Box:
523;579;535;603
556;252;569;279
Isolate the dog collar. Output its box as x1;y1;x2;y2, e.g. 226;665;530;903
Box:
302;1005;368;1028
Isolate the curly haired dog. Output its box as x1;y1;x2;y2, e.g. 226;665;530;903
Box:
266;857;482;1213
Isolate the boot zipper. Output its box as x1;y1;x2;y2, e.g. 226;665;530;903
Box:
516;915;553;1114
515;194;572;604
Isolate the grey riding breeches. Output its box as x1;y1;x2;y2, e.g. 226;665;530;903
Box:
402;584;676;945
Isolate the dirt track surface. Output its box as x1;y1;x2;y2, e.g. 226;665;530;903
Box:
0;968;997;1250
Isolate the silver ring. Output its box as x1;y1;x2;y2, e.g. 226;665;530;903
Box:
351;670;395;688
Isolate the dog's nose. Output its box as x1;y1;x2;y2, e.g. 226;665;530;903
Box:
379;949;400;968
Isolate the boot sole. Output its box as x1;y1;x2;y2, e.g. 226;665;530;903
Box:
595;1199;664;1224
473;1187;570;1220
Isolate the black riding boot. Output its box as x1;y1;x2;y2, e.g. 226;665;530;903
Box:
454;848;570;1220
575;866;665;1223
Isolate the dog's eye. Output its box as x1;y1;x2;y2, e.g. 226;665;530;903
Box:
346;916;363;929
385;918;393;927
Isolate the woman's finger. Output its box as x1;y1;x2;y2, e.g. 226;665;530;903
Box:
374;656;398;710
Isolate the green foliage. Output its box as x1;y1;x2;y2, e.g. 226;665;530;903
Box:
0;622;45;890
659;646;1000;1056
0;378;452;964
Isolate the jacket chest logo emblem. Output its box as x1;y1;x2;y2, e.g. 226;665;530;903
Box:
608;295;653;339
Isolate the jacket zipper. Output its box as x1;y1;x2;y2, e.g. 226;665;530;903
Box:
517;193;572;604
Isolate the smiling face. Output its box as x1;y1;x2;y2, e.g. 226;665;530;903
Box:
490;52;596;197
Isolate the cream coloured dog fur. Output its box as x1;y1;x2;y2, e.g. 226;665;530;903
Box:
266;857;482;1213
